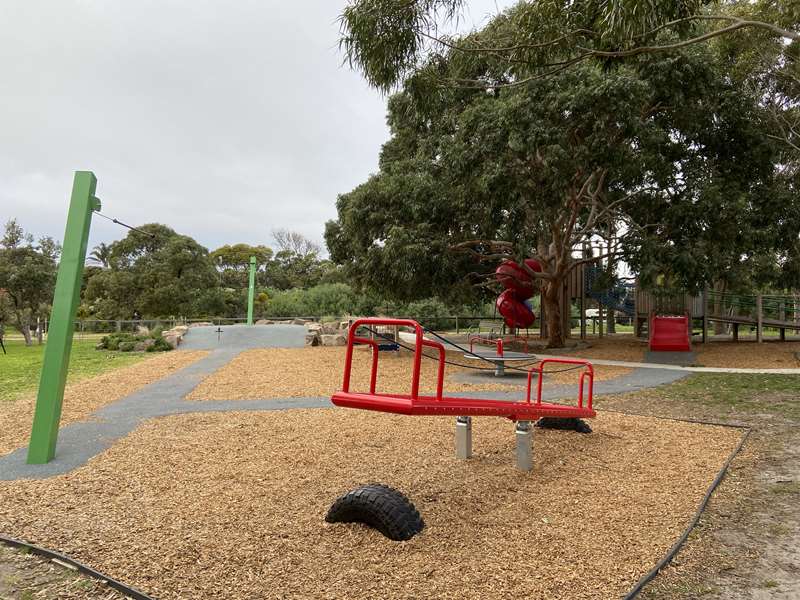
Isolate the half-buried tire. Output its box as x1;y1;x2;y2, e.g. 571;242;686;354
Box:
535;417;592;433
325;484;424;541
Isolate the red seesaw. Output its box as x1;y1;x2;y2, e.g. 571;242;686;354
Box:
331;318;595;423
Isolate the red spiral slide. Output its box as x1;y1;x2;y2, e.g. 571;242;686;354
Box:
495;259;541;329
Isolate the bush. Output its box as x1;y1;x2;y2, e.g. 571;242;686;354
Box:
146;337;173;352
97;332;170;352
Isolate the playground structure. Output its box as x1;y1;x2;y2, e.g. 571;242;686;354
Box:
479;260;800;347
331;318;595;471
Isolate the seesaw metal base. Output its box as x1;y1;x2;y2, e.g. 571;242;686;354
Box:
454;416;534;471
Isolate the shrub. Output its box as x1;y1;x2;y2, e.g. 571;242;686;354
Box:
147;337;173;352
118;341;136;352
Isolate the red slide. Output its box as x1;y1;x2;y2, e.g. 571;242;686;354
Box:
649;314;691;352
495;259;541;329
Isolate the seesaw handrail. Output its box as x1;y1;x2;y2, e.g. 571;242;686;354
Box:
343;318;445;400
526;358;594;410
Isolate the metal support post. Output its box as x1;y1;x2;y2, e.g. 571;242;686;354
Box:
455;416;472;460
28;172;100;464
515;420;533;471
247;256;257;325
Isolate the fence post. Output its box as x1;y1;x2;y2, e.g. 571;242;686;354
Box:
756;294;763;343
702;285;709;344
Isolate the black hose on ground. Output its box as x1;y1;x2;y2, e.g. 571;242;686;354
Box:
622;424;752;599
0;534;156;600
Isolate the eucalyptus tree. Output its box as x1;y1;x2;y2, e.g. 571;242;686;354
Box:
328;12;779;346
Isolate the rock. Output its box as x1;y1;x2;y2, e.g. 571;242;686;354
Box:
95;342;105;350
189;321;213;328
321;334;347;347
161;326;187;348
255;319;274;325
134;338;156;352
306;322;323;333
305;332;321;346
292;318;308;326
135;325;150;336
339;321;350;330
162;333;182;348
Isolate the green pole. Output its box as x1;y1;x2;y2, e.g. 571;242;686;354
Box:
27;172;100;464
247;255;257;325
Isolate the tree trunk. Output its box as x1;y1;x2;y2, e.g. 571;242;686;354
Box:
606;307;616;334
542;281;564;348
16;314;33;346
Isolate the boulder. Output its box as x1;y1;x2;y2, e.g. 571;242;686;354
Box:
321;334;347;347
292;318;308;326
306;322;323;333
255;319;275;325
135;325;150;336
161;325;187;348
134;338;156;352
305;332;321;346
339;321;350;331
162;333;182;348
189;321;214;328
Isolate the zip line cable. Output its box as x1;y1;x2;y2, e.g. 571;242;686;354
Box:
95;212;156;238
361;326;587;375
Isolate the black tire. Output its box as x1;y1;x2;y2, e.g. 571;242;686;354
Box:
535;417;592;433
325;484;424;541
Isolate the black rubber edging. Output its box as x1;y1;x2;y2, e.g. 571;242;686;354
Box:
0;534;156;600
622;423;752;599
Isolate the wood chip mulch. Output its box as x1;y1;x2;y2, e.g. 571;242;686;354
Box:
0;351;209;457
186;347;631;401
695;340;800;368
0;408;743;600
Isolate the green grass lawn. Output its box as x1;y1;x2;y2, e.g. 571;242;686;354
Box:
0;339;147;403
624;372;800;420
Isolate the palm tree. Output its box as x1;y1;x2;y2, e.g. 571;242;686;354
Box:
88;242;112;268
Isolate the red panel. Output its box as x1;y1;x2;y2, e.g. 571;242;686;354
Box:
649;315;691;352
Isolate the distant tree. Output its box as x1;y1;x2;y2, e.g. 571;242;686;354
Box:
84;224;223;318
210;243;274;288
88;242;113;268
0;219;59;345
271;229;321;258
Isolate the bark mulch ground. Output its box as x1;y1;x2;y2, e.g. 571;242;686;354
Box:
0;408;743;600
546;335;800;369
0;351;208;457
694;340;800;369
187;347;631;401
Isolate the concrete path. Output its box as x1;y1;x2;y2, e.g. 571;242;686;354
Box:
0;324;775;481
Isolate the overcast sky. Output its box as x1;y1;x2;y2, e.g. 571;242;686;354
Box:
1;1;512;255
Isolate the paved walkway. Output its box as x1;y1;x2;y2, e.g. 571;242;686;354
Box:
0;324;783;481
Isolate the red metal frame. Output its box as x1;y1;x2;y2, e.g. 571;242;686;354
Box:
334;318;595;421
526;358;594;410
468;334;504;356
468;333;531;355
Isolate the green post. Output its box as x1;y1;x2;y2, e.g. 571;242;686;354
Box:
27;172;100;464
247;255;257;325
